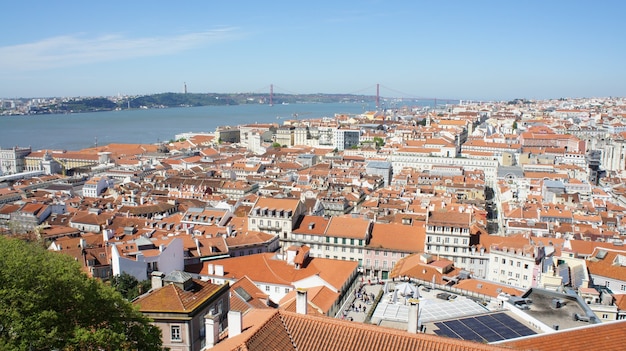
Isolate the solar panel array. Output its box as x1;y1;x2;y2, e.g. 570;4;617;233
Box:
371;297;488;323
434;312;536;343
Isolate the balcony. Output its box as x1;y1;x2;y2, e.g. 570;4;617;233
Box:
257;224;282;231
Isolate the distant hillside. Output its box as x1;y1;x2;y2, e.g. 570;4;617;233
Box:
128;92;376;109
129;92;237;108
21;92;377;114
54;97;118;112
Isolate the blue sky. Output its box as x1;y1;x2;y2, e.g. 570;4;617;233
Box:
1;1;625;101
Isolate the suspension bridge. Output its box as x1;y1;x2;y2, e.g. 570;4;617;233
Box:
247;83;460;109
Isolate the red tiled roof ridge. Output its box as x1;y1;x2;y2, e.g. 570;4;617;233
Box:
278;310;511;351
261;254;293;285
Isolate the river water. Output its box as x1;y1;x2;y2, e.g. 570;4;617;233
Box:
0;102;380;151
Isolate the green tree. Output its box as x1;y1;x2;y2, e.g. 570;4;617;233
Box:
110;272;151;301
373;136;385;149
0;237;162;351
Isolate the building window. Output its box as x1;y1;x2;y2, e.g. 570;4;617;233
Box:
265;285;270;291
171;325;182;341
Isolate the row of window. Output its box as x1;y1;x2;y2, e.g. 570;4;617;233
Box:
492;256;530;269
494;269;529;281
426;226;470;234
364;258;396;269
426;235;469;245
262;285;291;293
250;219;285;227
427;245;470;254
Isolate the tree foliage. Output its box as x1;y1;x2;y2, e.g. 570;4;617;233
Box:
0;237;162;351
110;272;151;301
373;136;385;149
130;92;236;108
56;98;117;112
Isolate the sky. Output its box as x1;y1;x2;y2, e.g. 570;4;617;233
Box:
1;1;625;101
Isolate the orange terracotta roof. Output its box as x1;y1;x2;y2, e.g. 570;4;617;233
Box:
454;279;524;298
368;222;425;252
229;276;271;312
134;279;227;313
199;253;357;290
279;286;335;316
325;215;371;239
428;210;471;227
499;320;626;351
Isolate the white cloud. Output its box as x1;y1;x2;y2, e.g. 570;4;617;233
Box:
0;28;240;71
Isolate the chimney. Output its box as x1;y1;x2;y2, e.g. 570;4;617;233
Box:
205;312;221;349
195;237;201;256
407;298;420;333
296;288;308;315
151;271;165;290
228;310;242;338
215;265;224;276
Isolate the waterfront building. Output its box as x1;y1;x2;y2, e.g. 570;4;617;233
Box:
0;146;31;175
